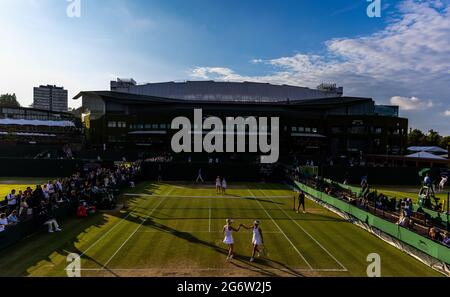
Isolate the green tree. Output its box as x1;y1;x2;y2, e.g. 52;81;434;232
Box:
0;93;21;107
407;128;426;146
440;136;450;150
425;129;442;146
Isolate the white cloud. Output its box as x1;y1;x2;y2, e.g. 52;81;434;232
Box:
190;0;450;134
390;96;433;111
443;110;450;116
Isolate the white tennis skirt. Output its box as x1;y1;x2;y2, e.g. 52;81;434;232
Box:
252;237;262;246
223;236;234;245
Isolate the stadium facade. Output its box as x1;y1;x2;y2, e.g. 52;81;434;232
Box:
75;80;408;163
0;106;82;158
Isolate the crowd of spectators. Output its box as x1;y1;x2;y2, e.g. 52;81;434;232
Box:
0;163;140;234
296;171;450;248
144;152;173;163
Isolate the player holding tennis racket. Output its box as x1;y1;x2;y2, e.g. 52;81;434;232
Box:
240;220;264;262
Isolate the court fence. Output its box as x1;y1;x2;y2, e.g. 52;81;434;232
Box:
295;181;450;275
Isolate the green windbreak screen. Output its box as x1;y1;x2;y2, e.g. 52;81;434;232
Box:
295;182;450;264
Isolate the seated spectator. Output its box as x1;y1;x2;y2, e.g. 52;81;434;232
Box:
428;227;442;241
40;208;62;233
7;210;19;225
404;199;413;217
443;232;450;246
77;203;88;218
397;210;409;227
0;213;9;229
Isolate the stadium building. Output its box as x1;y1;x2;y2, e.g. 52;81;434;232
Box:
75;80;408;163
0;106;82;158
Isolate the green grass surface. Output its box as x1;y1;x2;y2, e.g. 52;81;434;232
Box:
0;182;442;277
0;177;54;199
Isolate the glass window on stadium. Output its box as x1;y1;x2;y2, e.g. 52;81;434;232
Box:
331;127;345;134
373;127;383;134
108;121;117;128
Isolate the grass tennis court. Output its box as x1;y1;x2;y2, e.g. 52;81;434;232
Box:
0;182;442;277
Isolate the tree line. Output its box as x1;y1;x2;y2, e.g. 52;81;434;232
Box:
0;93;21;107
408;128;450;149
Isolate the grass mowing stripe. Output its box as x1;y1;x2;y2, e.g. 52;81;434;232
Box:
259;189;348;272
208;198;212;233
75;186;169;259
124;194;291;199
101;187;174;269
247;188;313;270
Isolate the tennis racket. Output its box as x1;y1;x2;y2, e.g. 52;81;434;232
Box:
260;245;268;256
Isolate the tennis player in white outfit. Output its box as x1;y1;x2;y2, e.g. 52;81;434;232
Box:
223;219;240;260
241;220;264;262
221;178;227;195
216;176;222;194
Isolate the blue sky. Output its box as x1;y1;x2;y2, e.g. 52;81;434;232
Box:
0;0;449;134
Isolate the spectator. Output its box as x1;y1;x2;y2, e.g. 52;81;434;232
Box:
443;232;450;246
397;210;409;227
404;199;413;217
6;189;18;213
40;207;62;233
424;173;432;187
7;210;19;225
428;227;442;241
18;193;29;218
0;213;9;229
42;184;50;200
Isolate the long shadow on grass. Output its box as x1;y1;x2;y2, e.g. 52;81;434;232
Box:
229;256;305;277
143;219;305;277
243;197;284;205
0;213;110;276
0;182;162;277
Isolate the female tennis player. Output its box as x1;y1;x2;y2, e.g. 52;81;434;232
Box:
221;178;227;195
223;218;240;261
240;220;264;262
216;176;222;194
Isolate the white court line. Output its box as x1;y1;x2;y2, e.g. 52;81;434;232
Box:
124;194;291;199
76;186;173;259
67;267;346;273
208;199;212;233
137;230;283;234
259;189;348;272
248;189;313;270
101;187;174;269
